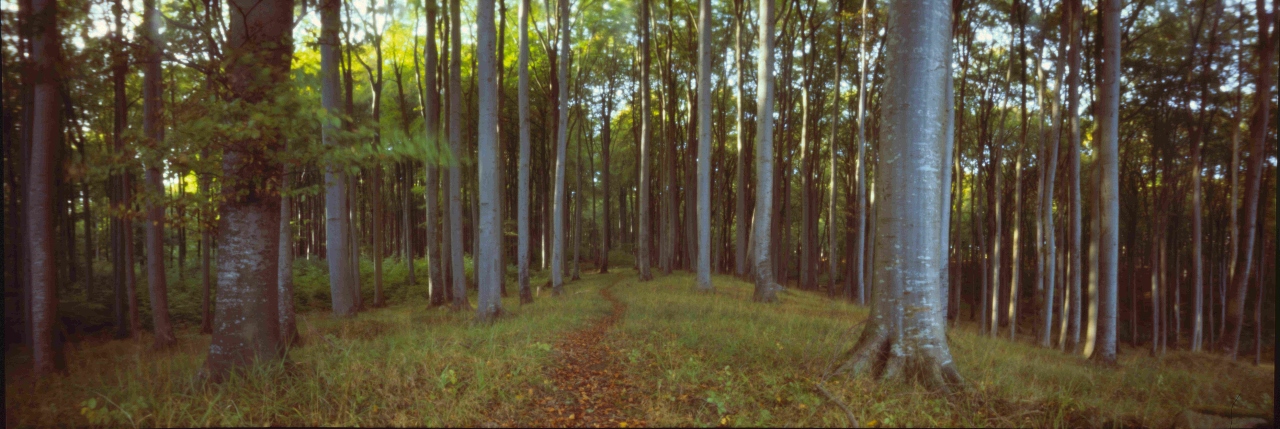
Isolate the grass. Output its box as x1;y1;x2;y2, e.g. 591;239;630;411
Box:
606;272;1275;427
6;264;1273;427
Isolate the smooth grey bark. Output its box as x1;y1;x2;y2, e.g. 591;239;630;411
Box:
142;0;176;350
27;0;59;375
1219;0;1272;359
1091;0;1119;365
939;32;954;322
751;0;778;302
202;0;292;381
320;0;356;317
517;0;533;303
1039;2;1066;348
278;166;298;346
853;0;870;305
837;0;962;391
637;0;654;281
476;0;503;323
550;0;569;295
1065;0;1082;353
447;0;468;310
695;0;713;292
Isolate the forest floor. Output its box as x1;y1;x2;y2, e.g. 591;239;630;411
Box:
4;266;1275;427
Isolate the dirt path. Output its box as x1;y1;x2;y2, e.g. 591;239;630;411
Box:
517;283;645;428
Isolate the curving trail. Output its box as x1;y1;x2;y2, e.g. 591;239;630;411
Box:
518;281;645;428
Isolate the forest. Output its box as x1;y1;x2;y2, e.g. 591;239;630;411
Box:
3;0;1276;426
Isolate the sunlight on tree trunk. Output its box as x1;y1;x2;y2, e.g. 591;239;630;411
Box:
751;0;778;303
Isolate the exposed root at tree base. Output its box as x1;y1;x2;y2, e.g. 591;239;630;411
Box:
834;326;966;396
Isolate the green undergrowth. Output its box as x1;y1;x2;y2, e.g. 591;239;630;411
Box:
8;266;1272;427
5;272;619;427
607;272;1274;428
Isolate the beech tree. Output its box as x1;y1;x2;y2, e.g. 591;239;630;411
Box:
447;0;468;311
751;0;778;303
321;0;357;317
517;0;534;302
1091;0;1120;365
694;0;712;292
551;0;571;294
26;0;60;376
141;0;176;350
636;0;654;281
836;0;962;391
476;0;503;322
202;0;293;381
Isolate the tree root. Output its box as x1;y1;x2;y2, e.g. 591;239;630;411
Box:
815;380;861;428
833;324;966;396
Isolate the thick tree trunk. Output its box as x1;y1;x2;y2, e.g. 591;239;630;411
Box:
751;0;778;302
27;0;60;375
695;0;712;292
142;0;176;350
320;0;356;317
837;0;962;391
202;0;293;381
476;0;504;322
517;0;534;302
1091;0;1120;364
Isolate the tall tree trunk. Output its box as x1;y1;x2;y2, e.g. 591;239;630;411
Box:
27;0;60;375
734;0;749;278
1219;0;1272;359
852;0;869;305
550;0;570;294
696;0;712;291
751;0;778;302
1091;0;1119;364
476;0;504;322
1039;1;1067;348
422;0;445;307
599;76;613;274
142;0;176;349
321;0;356;317
447;0;468;310
1065;0;1082;353
202;0;293;381
637;0;654;281
517;0;534;302
836;0;962;391
829;6;844;299
1010;0;1026;339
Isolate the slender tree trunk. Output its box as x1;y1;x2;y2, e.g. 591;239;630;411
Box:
550;0;570;294
1039;3;1067;348
447;0;468;310
1091;0;1119;365
142;0;176;349
278;163;298;346
202;0;292;381
829;5;844;298
517;0;534;302
734;0;749;278
422;0;445;307
320;0;356;317
852;0;870;305
1065;0;1082;353
1010;0;1026;336
1219;0;1272;360
27;0;60;375
637;0;654;281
